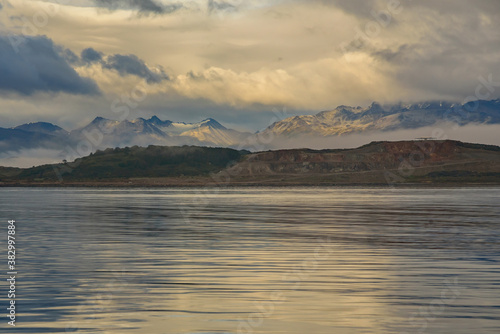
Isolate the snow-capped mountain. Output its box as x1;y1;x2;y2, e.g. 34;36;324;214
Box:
259;99;500;138
1;99;500;158
68;116;250;148
69;117;169;148
152;118;226;135
146;116;173;129
0;116;251;154
173;119;249;146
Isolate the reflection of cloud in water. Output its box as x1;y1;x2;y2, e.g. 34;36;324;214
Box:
2;188;499;333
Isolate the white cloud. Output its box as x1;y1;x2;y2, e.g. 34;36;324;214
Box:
1;0;500;130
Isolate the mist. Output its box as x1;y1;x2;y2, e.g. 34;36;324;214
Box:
262;123;500;151
0;149;65;168
1;123;500;168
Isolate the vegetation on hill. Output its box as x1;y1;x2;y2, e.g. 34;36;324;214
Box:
455;141;500;152
2;145;249;182
0;167;21;178
1;140;499;186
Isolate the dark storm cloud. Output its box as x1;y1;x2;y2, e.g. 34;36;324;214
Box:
76;47;169;83
102;54;169;83
380;14;499;99
61;48;80;65
328;0;500;101
371;44;416;63
312;0;500;20
315;0;374;17
0;35;100;96
81;47;103;63
208;0;236;13
94;0;182;14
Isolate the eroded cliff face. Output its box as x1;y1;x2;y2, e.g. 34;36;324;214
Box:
221;140;500;184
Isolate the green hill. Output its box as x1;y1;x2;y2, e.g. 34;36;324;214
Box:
3;145;248;182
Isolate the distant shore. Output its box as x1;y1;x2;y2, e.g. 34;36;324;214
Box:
1;140;499;188
1;178;499;188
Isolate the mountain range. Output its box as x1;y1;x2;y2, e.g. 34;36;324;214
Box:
1;99;499;158
0;116;251;154
260;99;500;138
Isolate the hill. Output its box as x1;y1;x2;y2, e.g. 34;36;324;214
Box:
0;140;499;186
222;140;500;185
0;146;248;184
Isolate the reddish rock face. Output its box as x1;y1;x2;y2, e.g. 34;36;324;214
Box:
226;140;500;181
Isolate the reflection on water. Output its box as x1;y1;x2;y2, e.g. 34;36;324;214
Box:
0;187;499;333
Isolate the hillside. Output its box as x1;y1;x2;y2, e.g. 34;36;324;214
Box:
0;140;499;186
0;146;248;183
222;140;500;185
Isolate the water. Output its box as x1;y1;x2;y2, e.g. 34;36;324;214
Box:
0;187;499;333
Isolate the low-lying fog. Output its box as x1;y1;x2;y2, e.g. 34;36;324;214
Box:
1;123;500;168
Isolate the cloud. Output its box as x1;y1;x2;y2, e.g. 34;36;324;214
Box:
77;47;169;83
171;55;401;110
313;0;500;19
1;0;500;132
370;44;416;64
94;0;183;14
102;53;169;83
0;148;66;168
332;0;500;102
0;34;100;96
262;123;500;151
81;47;103;63
313;0;376;18
61;48;80;65
208;0;237;13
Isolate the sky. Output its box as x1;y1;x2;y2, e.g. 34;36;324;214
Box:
0;0;500;131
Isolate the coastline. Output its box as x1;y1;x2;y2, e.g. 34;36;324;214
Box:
1;179;499;188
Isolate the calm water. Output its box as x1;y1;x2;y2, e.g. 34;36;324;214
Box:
0;187;499;334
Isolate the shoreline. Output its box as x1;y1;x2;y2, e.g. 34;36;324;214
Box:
1;180;499;188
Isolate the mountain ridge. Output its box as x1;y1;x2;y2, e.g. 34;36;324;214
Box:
260;99;500;138
0;116;250;153
1;99;500;158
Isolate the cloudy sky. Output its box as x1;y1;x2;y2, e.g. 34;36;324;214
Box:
0;0;500;131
